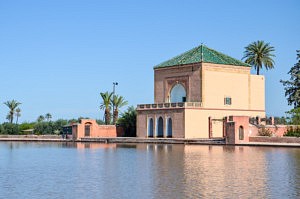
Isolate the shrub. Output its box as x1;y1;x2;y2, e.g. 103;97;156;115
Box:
284;126;300;137
0;123;19;134
258;126;272;136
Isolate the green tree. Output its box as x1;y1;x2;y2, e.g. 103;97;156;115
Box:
45;113;52;122
1;123;19;134
100;91;113;125
280;50;300;108
243;40;275;75
19;122;35;134
117;106;136;137
4;100;21;123
111;95;128;125
37;115;45;122
286;108;300;125
15;108;21;124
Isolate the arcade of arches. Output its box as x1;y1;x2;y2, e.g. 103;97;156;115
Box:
147;116;173;138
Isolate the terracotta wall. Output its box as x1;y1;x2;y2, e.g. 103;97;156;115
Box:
226;116;292;144
136;109;185;138
154;63;201;103
73;119;119;139
249;136;300;143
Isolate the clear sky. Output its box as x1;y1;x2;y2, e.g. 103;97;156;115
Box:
0;0;299;123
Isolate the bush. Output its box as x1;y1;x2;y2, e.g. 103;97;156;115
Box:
0;123;19;134
258;126;272;137
19;122;35;134
284;126;300;137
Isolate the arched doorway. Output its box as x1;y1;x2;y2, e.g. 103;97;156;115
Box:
148;118;154;137
239;126;244;140
167;118;172;138
85;123;91;137
170;84;186;103
157;117;163;137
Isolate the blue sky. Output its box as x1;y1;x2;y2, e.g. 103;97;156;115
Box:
0;0;299;122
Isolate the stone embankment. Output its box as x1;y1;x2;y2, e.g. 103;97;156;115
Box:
80;137;226;145
0;135;69;142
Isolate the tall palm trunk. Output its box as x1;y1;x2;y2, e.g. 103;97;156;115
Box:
9;111;14;123
113;109;118;125
105;108;111;125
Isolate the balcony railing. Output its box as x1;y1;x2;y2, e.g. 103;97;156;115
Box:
137;102;202;110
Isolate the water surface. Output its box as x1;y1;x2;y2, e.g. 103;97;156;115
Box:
0;142;300;198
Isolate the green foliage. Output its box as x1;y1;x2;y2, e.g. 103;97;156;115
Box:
0;123;19;134
243;40;275;75
284;126;300;137
117;106;136;137
111;95;128;125
274;117;288;125
286;108;300;125
100;91;113;125
280;50;300;108
0;124;4;134
19;122;35;134
258;126;272;137
37;115;45;122
45;113;52;121
33;119;68;135
3;99;21;123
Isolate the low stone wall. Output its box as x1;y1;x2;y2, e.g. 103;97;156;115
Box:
0;135;61;139
249;136;300;143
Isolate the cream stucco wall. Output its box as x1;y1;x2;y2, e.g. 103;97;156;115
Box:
183;108;265;139
250;75;265;111
202;65;250;110
138;60;266;139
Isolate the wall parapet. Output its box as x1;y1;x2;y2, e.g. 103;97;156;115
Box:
137;102;202;110
249;136;300;144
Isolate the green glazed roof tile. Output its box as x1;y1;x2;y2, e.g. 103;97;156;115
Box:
154;44;250;68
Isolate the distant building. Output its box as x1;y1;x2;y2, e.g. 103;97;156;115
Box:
72;119;123;140
137;44;265;138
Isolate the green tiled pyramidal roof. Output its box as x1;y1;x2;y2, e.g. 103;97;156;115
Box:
154;44;250;68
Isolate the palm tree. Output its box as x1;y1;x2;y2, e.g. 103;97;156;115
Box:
111;95;128;125
4;100;21;123
37;115;45;123
117;106;137;137
45;113;52;122
242;40;275;75
15;108;21;124
100;91;113;125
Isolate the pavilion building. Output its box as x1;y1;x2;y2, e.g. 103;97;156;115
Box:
136;44;265;138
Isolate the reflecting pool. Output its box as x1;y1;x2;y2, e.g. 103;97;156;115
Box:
1;142;300;198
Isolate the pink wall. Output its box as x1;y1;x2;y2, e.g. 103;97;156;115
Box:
72;119;122;139
226;116;290;144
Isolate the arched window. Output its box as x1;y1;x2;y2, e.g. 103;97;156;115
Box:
239;126;244;140
167;118;172;138
157;117;164;137
148;118;154;137
170;84;186;103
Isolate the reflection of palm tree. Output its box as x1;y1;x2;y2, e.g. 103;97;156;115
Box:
4;100;21;123
45;113;52;122
111;95;128;125
100;92;113;125
243;40;275;75
15;108;21;124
